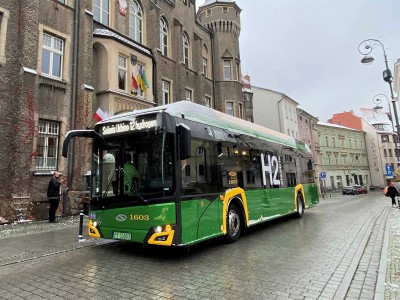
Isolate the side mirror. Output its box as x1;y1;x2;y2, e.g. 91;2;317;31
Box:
177;124;191;160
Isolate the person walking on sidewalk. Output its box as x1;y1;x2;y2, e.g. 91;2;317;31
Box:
47;171;66;223
386;182;399;208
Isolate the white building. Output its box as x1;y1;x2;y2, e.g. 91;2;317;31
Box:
252;86;299;139
359;108;399;186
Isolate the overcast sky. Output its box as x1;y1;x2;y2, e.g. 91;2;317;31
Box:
197;0;400;122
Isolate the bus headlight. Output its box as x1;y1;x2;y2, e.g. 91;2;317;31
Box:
152;224;174;233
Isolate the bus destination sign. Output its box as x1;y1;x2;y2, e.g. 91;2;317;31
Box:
101;118;157;136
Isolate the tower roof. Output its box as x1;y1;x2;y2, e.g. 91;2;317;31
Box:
200;0;236;7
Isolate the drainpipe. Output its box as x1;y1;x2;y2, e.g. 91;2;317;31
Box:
210;29;217;109
65;0;79;214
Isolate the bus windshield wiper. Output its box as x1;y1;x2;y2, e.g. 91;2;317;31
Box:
121;169;147;203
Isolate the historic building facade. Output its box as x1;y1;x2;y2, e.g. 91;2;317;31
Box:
316;122;371;192
329;109;399;187
297;109;320;192
0;0;250;221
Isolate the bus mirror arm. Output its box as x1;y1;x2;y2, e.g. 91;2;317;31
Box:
62;130;106;158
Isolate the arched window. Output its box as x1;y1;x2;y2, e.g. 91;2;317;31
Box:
202;44;209;77
159;17;168;56
129;0;143;43
182;32;189;66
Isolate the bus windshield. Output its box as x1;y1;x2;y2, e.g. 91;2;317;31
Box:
91;131;175;204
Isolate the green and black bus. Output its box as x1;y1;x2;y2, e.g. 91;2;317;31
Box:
63;101;319;246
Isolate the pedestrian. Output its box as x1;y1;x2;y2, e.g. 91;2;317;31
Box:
385;182;399;208
47;171;66;223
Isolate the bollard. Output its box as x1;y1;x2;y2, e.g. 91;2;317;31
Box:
78;210;85;242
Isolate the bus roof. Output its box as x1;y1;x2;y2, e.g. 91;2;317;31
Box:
98;101;310;154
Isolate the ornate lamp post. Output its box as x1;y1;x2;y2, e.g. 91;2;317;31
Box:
358;39;400;166
372;93;395;133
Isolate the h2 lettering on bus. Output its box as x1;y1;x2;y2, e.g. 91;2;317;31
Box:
260;153;281;186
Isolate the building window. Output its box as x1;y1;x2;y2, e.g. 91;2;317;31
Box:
185;88;192;101
159;17;168;56
381;135;389;142
223;7;228;13
93;0;109;26
162;80;170;105
0;9;9;64
41;33;64;79
118;55;127;91
206;9;211;16
129;0;143;43
238;103;243;119
202;45;209;77
36;120;59;171
204;96;211;107
389;149;393;157
182;32;190;66
223;60;231;80
202;57;208;75
236;62;240;81
226;101;234;116
384;149;387;157
58;0;65;3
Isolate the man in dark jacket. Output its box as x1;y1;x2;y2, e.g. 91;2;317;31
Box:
386;182;399;208
47;171;66;222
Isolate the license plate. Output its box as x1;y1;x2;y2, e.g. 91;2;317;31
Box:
112;232;132;240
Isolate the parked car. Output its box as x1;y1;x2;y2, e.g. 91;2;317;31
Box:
353;185;368;194
342;186;358;195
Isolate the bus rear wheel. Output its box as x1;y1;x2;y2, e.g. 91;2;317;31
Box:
225;204;241;243
295;193;304;218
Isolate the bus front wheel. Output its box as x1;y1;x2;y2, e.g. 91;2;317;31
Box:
225;204;241;243
295;193;305;218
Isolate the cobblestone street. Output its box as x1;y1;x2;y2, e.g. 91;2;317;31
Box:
0;192;399;300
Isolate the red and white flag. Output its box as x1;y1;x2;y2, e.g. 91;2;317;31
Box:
93;107;107;122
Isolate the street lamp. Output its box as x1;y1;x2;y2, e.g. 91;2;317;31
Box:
358;39;400;166
372;93;395;133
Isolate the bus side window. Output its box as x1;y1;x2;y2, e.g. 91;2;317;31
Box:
181;139;211;195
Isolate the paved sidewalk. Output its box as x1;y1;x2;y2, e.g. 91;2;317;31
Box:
383;207;400;299
0;216;110;267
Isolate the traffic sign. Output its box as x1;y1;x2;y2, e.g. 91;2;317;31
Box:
320;171;326;180
386;165;393;177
